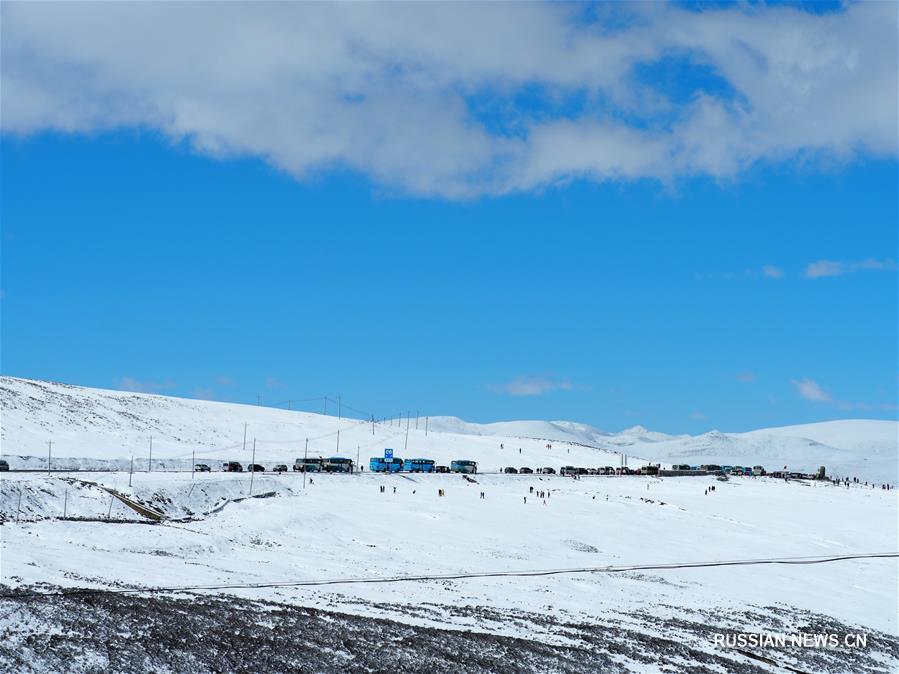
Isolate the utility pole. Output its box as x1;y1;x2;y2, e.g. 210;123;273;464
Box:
371;414;375;435
425;416;429;437
47;440;52;476
129;455;134;487
149;436;153;473
415;411;419;430
249;438;257;496
63;488;68;519
404;412;410;451
336;394;342;454
242;423;248;453
192;450;195;479
303;438;308;490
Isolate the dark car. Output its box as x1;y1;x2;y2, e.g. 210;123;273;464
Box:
519;467;533;474
503;467;519;474
435;465;450;473
248;464;265;472
0;459;8;471
541;467;556;474
194;463;211;472
273;464;288;473
223;461;243;472
576;467;588;475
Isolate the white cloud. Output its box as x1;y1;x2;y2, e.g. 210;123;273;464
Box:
791;378;832;403
690;411;707;420
1;2;895;197
118;376;176;394
805;260;845;278
736;371;756;383
265;376;284;390
490;376;574;397
805;258;897;279
761;265;784;279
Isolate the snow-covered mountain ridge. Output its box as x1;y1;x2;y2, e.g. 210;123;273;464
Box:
1;376;895;482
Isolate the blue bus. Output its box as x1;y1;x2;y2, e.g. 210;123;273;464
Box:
369;457;404;473
322;457;354;473
451;459;478;474
403;458;435;473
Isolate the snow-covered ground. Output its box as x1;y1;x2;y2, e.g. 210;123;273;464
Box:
1;376;897;672
1;470;897;672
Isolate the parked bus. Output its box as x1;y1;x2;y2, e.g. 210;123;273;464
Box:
369;457;404;473
293;458;323;472
403;458;435;473
450;460;478;474
323;457;355;473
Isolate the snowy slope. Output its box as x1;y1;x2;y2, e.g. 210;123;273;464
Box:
2;376;898;672
1;376;896;482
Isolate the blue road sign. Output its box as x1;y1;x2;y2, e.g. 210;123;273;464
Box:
385;448;393;459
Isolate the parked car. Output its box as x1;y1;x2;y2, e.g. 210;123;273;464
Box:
194;463;211;472
223;461;243;472
601;466;615;475
503;467;519;474
576;467;588;475
0;459;8;471
519;467;533;474
560;466;577;476
273;464;288;473
639;465;659;476
752;465;766;476
248;464;265;472
435;465;450;473
541;467;556;474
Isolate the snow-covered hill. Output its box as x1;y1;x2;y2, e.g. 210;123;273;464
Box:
0;376;895;483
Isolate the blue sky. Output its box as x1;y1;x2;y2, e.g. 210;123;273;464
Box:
1;2;897;432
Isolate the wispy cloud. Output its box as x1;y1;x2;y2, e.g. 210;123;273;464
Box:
736;371;756;383
690;411;707;420
118;376;176;394
790;378;832;403
805;258;896;279
490;375;578;397
191;387;217;401
1;3;894;198
265;376;285;390
215;375;236;387
761;265;784;280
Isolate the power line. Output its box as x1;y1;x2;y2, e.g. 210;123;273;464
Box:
4;552;895;599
